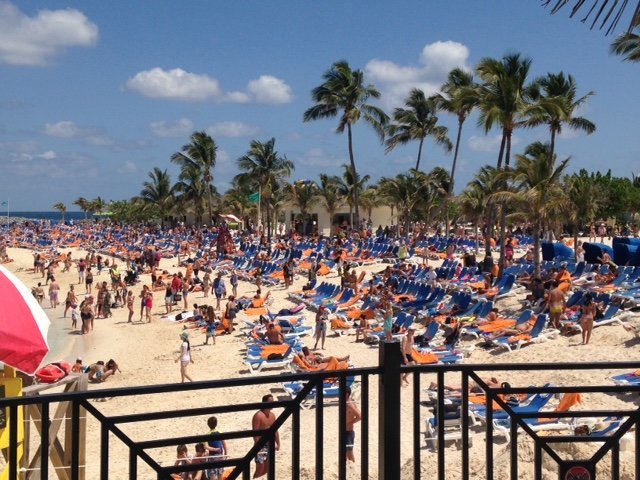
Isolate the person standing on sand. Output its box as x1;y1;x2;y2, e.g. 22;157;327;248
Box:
139;285;149;321
580;293;596;345
548;281;565;330
85;267;94;294
64;284;77;318
314;306;328;350
344;387;361;463
145;290;153;323
202;271;211;298
252;394;280;478
48;276;60;309
77;258;86;285
175;331;194;382
126;290;134;323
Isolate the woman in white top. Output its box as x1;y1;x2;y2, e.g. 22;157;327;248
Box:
175;331;194;382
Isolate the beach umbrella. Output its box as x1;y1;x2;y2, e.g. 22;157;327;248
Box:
0;265;50;375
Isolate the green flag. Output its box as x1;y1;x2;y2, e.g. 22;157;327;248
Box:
248;192;260;203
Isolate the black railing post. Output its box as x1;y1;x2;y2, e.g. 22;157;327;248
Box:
378;340;402;480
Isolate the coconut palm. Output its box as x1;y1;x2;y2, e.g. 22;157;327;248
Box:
287;180;319;235
359;187;380;224
171;131;218;224
317;174;343;236
432;68;479;235
527;72;595;167
73;197;90;219
611;18;640;61
335;164;370;229
458;187;486;253
385;88;452;171
53;202;67;223
138;167;175;227
467;165;501;250
542;1;640;36
493;142;569;276
173;164;211;226
235;138;294;239
303;60;388;227
88;197;107;217
565;171;602;259
221;182;255;227
476;53;536;265
378;169;433;236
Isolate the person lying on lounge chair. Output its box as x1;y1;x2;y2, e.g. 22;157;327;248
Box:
484;318;535;341
427;376;502;395
265;323;285;345
301;346;349;367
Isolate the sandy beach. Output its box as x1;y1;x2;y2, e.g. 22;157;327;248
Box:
4;243;640;479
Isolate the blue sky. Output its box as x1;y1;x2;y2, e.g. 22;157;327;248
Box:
0;0;637;210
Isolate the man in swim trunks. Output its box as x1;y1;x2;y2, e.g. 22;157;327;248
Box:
548;280;566;329
252;394;279;478
401;327;416;386
344;387;361;463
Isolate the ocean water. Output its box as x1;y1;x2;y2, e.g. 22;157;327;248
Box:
9;211;93;223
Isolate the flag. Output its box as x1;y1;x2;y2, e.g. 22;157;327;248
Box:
0;201;7;207
248;192;260;203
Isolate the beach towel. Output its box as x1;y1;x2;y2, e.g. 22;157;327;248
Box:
411;349;439;365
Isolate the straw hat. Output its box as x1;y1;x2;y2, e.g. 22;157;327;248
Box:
180;332;189;340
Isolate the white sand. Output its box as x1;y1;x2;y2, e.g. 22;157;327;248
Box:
4;244;640;479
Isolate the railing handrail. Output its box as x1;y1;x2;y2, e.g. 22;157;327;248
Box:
0;366;380;406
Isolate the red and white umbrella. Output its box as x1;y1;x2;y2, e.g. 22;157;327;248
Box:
0;265;50;375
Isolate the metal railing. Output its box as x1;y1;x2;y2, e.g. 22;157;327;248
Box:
2;343;640;479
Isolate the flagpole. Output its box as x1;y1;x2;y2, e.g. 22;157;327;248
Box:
6;200;8;222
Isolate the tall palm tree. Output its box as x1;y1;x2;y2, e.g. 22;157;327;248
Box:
476;53;536;268
173;164;209;226
432;68;479;235
384;88;452;171
468;165;501;251
378;169;432;235
317;174;343;236
73;197;89;219
542;1;640;36
494;142;569;276
287;180;319;235
527;72;595;167
303;60;388;227
139;167;175;227
53;202;67;223
335;164;370;229
235;138;294;239
171;131;218;224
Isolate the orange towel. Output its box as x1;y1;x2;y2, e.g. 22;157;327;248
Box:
411;349;439;364
245;306;268;317
507;333;531;344
331;318;351;330
259;344;290;359
540;393;582;422
479;319;516;333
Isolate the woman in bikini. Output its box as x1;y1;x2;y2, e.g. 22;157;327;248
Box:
580;293;596;345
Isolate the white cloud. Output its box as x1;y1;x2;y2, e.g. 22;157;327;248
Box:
44;121;80;138
295;148;344;168
365;40;470;109
0;2;98;66
247;75;293;104
468;134;520;153
150;118;194;138
126;68;293;104
117;161;137;174
38;150;57;160
206;121;259;138
126;68;221;101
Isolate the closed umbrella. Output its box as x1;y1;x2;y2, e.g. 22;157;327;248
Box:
0;265;50;375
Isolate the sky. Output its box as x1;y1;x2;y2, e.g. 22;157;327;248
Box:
0;0;638;210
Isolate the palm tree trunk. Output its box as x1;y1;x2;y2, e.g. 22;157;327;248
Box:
574;226;579;263
485;134;506;256
207;181;213;224
474;219;480;254
415;138;425;171
347;123;360;228
549;128;556;170
498;131;512;277
445;119;464;237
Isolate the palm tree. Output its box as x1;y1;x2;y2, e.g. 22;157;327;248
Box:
494;142;569;276
565;171;602;259
221;182;255;228
171;131;218;224
359;187;380;224
53;202;67;223
527;72;595;167
432;68;479;235
73;197;89;219
468;165;501;251
173;164;212;226
378;169;433;236
476;53;536;268
611;18;640;61
542;1;640;36
235;138;294;239
458;187;487;253
335;164;370;229
88;197;107;217
385;88;452;171
287;180;319;235
303;60;388;227
317;174;342;236
138;167;175;227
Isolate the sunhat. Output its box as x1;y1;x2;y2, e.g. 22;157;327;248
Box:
180;332;189;340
